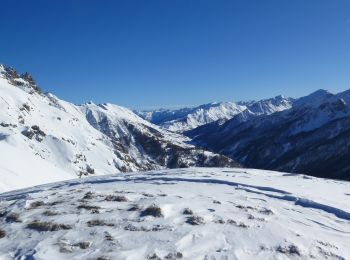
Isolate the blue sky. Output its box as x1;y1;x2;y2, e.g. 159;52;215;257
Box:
1;0;350;109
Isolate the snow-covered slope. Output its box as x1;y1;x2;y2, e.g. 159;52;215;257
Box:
0;168;349;259
0;65;238;192
188;89;350;180
238;94;294;115
136;96;293;132
136;102;246;132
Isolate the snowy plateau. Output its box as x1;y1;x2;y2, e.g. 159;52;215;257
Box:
0;168;349;259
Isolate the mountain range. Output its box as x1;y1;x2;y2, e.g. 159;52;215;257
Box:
137;87;350;180
1;64;350;259
136;95;293;132
0;65;237;192
1;63;349;193
184;89;350;180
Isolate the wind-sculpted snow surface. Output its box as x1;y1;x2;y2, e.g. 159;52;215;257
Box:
0;168;349;259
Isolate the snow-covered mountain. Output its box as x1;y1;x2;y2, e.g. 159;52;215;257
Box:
0;65;238;192
188;89;350;180
136;96;293;132
0;167;349;259
237;94;294;115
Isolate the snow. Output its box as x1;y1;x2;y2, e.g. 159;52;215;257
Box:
1;65;349;259
294;89;332;107
137;97;293;133
0;76;125;192
288;92;350;136
0;133;74;192
0;168;349;259
0;67;237;193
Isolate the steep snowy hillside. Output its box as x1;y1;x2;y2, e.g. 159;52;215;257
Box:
0;168;349;259
0;65;238;192
136;96;293;132
188;89;350;180
238;94;294;115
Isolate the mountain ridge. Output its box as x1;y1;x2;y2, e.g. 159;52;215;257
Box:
136;95;293;132
187;89;350;180
0;64;238;192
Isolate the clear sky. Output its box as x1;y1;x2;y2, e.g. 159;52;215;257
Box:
1;0;350;109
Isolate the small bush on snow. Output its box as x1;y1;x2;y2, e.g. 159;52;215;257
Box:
140;205;163;217
0;229;5;238
185;216;204;225
105;195;128;202
27;220;72;231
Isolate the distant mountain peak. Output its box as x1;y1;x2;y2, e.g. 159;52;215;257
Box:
294;89;333;108
308;89;333;99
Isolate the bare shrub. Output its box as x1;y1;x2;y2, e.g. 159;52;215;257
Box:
105;195;128;202
147;253;161;260
27;220;72;231
276;245;301;256
29;200;45;209
86;219;114;227
77;204;101;212
74;241;92;249
259;208;274;215
182;208;193;215
5;213;21;223
42;210;60;216
164;252;183;259
83;191;95;200
227;219;248;228
0;229;5;238
186;216;204;225
141;205;163;217
128;204;141;211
